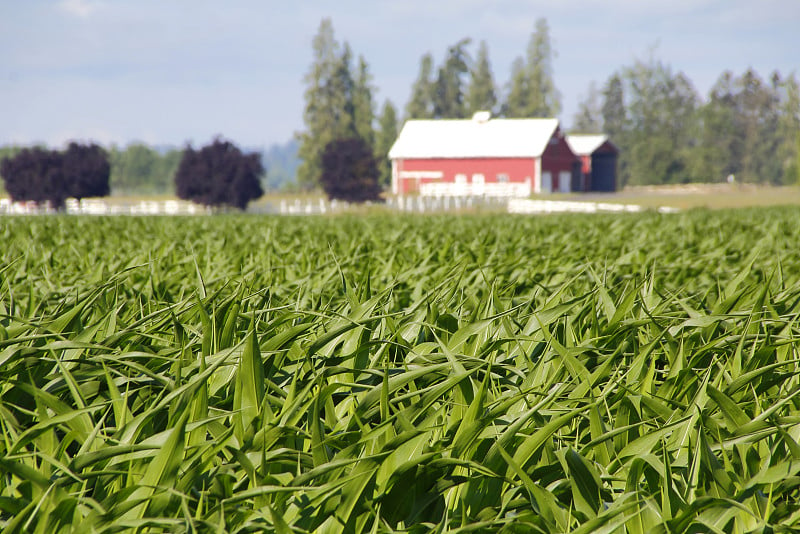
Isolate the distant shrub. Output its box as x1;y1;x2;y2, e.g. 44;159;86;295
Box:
175;138;264;210
0;143;110;209
320;137;382;203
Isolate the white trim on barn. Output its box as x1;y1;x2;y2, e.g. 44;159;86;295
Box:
565;134;610;156
398;170;444;179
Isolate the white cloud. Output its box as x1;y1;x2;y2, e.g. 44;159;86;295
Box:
58;0;104;18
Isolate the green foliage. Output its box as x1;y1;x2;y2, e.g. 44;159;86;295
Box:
526;18;561;117
0;145;24;195
375;100;399;189
571;81;603;134
432;38;472;119
2;209;800;531
0;143;110;208
352;56;376;150
262;140;300;192
595;64;800;186
319;137;381;202
297;19;377;190
174;138;264;210
503;18;560;118
622;57;698;185
108;143;181;195
503;57;529;118
405;53;435;120
466;40;498;116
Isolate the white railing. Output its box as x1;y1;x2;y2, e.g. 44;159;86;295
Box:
419;181;532;198
508;199;678;214
0;198;209;216
0;196;679;216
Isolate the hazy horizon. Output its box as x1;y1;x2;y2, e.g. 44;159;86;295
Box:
2;0;798;149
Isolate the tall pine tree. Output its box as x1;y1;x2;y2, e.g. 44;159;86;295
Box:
502;18;560;118
297;19;375;189
687;71;738;182
503;57;529;118
776;73;800;184
405;53;435;120
526;18;561;117
466;40;497;116
352;55;376;150
297;19;342;189
572;82;603;133
432;38;471;119
601;74;626;141
620;57;698;185
375;100;399;189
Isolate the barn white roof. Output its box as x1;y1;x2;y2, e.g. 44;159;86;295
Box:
388;116;560;159
565;134;611;156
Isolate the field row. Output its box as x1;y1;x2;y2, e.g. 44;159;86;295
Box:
1;210;800;532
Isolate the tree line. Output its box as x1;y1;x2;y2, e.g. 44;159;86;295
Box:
297;17;800;189
0;143;183;197
575;59;800;186
1;139;265;210
0;141;300;197
2;17;798;195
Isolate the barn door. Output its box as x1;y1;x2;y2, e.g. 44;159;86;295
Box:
558;171;571;193
541;171;552;194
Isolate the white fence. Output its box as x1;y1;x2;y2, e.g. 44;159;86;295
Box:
508;199;679;214
277;196;509;215
419;181;532;198
0;196;679;216
0;198;209;216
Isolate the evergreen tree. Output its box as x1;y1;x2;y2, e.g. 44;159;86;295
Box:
601;74;626;141
601;73;628;184
375;100;399;189
405;53;435;119
501;19;560;118
352;55;376;150
466;40;497;116
432;38;471;119
297;18;353;189
687;71;738;182
622;58;698;185
502;57;529;118
572;82;603;133
332;43;357;139
777;74;800;184
526;18;561;117
688;69;798;185
297;19;379;189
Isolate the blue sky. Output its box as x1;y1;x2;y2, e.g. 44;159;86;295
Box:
1;0;798;149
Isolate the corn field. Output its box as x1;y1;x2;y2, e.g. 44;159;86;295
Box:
1;209;800;533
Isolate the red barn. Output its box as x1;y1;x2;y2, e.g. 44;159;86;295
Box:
388;112;584;196
565;134;619;192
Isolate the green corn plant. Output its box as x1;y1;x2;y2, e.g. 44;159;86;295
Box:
0;208;799;532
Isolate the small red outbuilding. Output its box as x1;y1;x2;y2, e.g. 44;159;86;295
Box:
565;134;619;192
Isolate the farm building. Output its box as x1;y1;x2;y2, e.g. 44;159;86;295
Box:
388;112;615;197
565;134;619;192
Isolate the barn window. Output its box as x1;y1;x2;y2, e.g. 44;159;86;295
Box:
472;174;485;184
496;173;509;183
455;174;467;184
